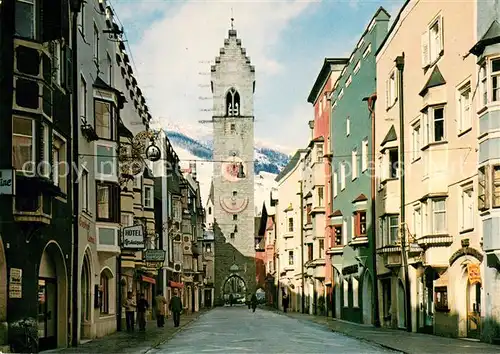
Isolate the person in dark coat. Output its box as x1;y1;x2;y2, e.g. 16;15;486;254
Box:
251;293;258;312
137;293;149;331
169;288;183;327
229;293;234;306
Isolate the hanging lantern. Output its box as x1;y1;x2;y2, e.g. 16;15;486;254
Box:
145;143;161;162
237;162;245;178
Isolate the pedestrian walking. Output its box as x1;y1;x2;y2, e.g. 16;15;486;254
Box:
283;293;289;313
169;288;183;327
123;291;137;332
251;293;257;312
229;293;234;306
155;290;168;328
137;293;149;331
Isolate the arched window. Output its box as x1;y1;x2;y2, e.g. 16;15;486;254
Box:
226;88;240;116
99;268;114;315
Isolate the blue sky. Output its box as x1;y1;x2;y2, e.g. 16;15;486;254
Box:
111;0;404;153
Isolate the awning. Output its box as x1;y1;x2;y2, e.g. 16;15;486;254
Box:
169;280;184;288
141;276;156;284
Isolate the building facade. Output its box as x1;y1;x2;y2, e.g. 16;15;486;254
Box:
307;58;347;317
375;0;479;338
470;0;500;343
330;7;389;324
0;0;73;350
212;27;256;304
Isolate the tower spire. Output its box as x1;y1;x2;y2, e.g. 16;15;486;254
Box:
230;7;234;30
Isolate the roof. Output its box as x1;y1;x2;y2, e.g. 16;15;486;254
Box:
419;65;446;97
307;58;349;104
308;136;324;148
353;194;368;203
376;1;411;57
470;20;500;56
381;125;397;146
275;149;307;182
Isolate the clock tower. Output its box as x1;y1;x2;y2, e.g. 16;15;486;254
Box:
211;26;256;304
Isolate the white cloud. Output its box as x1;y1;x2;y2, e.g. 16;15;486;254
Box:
112;0;319;148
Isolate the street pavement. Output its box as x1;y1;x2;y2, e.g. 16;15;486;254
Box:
150;306;396;353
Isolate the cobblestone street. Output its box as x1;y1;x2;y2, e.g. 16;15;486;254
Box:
150;306;395;353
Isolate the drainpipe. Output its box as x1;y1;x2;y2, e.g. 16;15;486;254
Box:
395;54;412;332
363;93;380;328
70;0;82;347
298;179;305;313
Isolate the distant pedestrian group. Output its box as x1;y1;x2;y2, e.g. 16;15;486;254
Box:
123;288;183;332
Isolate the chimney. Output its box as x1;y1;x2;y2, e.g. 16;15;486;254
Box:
308;120;315;140
189;162;197;180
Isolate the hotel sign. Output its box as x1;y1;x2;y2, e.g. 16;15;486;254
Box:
0;169;14;195
122;225;145;249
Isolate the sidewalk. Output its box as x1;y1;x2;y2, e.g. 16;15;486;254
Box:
51;310;208;353
266;307;499;354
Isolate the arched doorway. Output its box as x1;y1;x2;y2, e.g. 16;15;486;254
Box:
222;275;246;304
80;251;92;339
466;278;481;339
0;235;7;324
362;271;373;324
38;242;68;351
397;280;406;329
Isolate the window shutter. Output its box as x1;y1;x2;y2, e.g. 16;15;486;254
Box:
385;78;389;108
421;31;429;68
41;0;63;42
438;16;444;54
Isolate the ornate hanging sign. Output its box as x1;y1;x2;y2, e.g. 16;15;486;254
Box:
467;263;481;285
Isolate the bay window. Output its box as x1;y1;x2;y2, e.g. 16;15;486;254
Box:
493;165;500;208
430;199;447;234
95;100;113;140
96;183;119;222
316;143;323;163
15;0;36;39
12;116;35;172
478;166;489;210
491;58;500;102
96;144;117;179
41;123;50;178
388;148;398;178
381;214;399;246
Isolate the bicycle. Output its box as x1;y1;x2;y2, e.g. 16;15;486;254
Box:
9;318;39;353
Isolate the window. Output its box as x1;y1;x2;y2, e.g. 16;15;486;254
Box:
382;215;399;245
96;144;117;179
491;59;500;102
121;213;133;227
480;63;487;107
144;185;153;208
226;88;240;116
93;23;99;63
351;149;358;180
306;204;312;224
342;219;347;245
388;148;398;178
307;244;313;262
41;123;50;178
422;15;443;67
12;116;35;172
317;187;324;207
82;168;89;212
319;239;324;256
208;207;212;215
340;162;346;190
15;0;36;39
288;218;294;232
353;61;361;74
362;44;371;58
345;75;352;87
52;133;66;193
334;225;342;246
232;191;237;197
412;122;421;160
386;70;397;108
333;170;338;197
343;280;348;307
230;123;236;133
233;214;237;221
80;76;87;121
431;199;446;234
97;184;110;219
478;166;490;210
352;278;359;307
346;117;350;136
423;106;445;143
107;53;113;85
95;100;113;139
457;82;471;133
361;139;368;172
53;41;62;86
133;176;141;189
461;185;474;231
316;143;323;163
338;88;344;100
354;211;367;237
288;251;294;266
434;286;448;311
100;273;109;314
413;205;421;239
493;165;500;208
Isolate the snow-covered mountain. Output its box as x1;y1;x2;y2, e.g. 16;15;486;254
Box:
165;124;289;214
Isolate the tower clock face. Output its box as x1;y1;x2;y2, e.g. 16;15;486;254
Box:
221;156;246;182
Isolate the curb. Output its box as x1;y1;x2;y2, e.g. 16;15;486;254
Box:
262;307;406;353
146;310;210;352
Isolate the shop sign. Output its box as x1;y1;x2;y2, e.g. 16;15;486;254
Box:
9;268;22;299
122;225;145;249
143;249;166;262
467;263;481;285
79;215;95;243
0;169;14;195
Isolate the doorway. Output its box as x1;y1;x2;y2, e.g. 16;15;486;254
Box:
466;281;481;339
204;289;212;308
362;272;373;324
80;253;91;339
38;278;57;350
397;280;406;329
